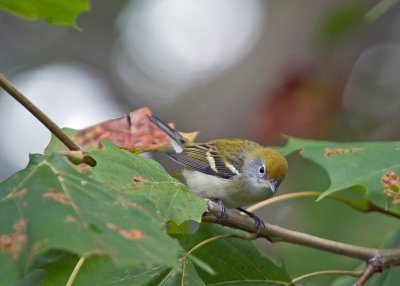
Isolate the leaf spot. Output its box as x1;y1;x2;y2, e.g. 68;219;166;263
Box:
11;188;28;199
89;249;104;256
325;147;362;157
106;223;144;240
133;176;150;183
116;193;143;209
78;164;91;174
382;171;400;205
118;199;141;209
65;215;79;224
30;240;48;258
43;189;70;205
0;219;28;259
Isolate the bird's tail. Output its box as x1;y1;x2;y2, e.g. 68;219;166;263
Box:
148;115;186;153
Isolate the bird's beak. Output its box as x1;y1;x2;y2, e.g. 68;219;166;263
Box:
267;180;278;194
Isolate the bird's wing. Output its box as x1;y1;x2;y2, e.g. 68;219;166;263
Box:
168;143;240;180
148;115;186;153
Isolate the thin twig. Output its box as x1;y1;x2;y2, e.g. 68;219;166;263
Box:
288;269;362;286
0;73;96;166
203;199;400;270
66;255;87;286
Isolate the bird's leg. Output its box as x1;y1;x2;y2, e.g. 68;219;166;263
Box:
211;201;270;240
215;198;227;218
237;208;268;238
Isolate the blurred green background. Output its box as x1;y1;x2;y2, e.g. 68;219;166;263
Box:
1;0;400;284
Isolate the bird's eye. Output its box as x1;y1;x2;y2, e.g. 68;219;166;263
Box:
258;165;265;174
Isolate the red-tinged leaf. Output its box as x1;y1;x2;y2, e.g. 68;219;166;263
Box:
45;107;187;154
76;107;172;150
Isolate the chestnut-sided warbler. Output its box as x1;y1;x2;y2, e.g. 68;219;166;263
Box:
148;115;288;225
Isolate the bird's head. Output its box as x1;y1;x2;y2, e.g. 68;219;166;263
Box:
243;148;288;195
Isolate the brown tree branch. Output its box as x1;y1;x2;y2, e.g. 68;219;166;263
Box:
0;73;96;166
203;199;400;279
353;257;383;286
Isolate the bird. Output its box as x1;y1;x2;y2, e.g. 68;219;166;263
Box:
148;114;288;231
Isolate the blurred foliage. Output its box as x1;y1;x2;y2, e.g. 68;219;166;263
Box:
251;71;341;145
319;0;399;47
320;4;366;46
0;0;90;28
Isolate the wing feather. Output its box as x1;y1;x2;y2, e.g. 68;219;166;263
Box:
167;143;238;179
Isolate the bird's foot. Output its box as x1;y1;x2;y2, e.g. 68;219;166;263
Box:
215;198;227;218
237;207;270;239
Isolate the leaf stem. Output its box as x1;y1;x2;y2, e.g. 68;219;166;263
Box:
246;191;400;219
66;255;87;286
246;192;322;212
0;73;96;166
184;234;238;258
288;269;362;285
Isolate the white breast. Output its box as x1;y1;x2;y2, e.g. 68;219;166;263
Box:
182;169;274;208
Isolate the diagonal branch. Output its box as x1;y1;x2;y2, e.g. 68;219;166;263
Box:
0;73;96;166
202;199;400;276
